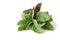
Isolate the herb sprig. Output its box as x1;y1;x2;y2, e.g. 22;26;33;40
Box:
17;3;54;33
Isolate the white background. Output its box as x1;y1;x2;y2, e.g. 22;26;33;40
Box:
0;0;60;40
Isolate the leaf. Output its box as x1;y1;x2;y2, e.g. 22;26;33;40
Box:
18;10;34;31
23;9;33;14
32;19;41;33
26;10;34;30
18;26;26;31
32;25;39;33
17;20;26;26
18;22;33;31
44;11;49;14
44;12;53;22
42;22;54;30
22;13;30;21
26;22;32;30
36;12;51;23
17;20;29;27
22;10;34;21
47;18;53;22
47;15;53;22
33;3;42;19
35;3;42;11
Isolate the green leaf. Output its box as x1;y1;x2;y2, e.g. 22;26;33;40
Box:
22;10;34;21
31;10;34;20
32;19;41;33
17;20;26;26
22;13;30;21
47;18;53;22
17;20;29;27
36;12;51;22
18;10;34;31
42;22;54;30
17;19;32;29
26;10;34;30
32;25;39;33
17;21;32;31
18;26;26;31
44;12;53;22
18;22;33;31
26;22;32;30
23;9;33;14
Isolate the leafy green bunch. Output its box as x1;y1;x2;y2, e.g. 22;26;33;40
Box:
17;3;54;33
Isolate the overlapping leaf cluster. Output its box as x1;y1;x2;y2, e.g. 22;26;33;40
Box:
17;3;54;33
